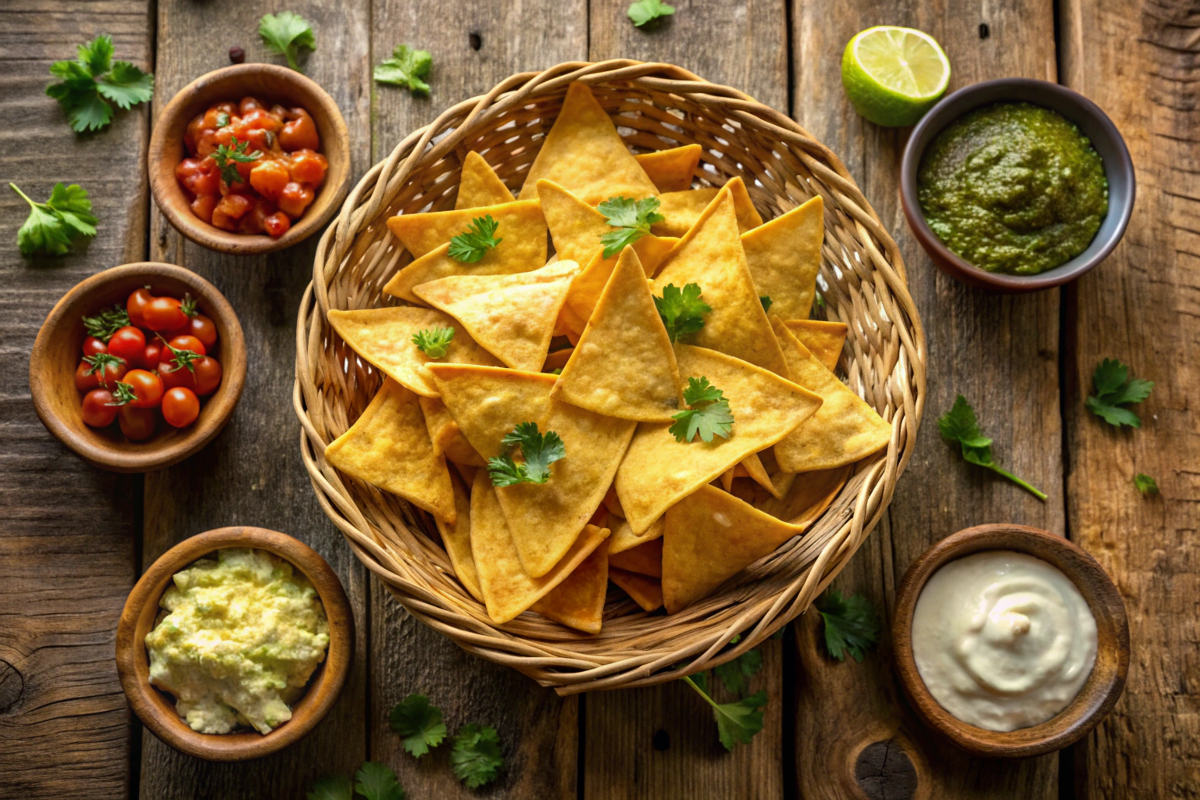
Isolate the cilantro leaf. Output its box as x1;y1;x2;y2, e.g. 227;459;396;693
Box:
450;723;504;789
448;215;502;263
938;394;1047;500
487;422;566;487
12;183;98;257
97;61;155;110
388;694;446;758
598;196;664;257
815;589;880;662
714;647;763;696
306;773;352;800
374;45;432;95
681;675;766;751
1086;358;1154;428
78;35;114;76
212;137;263;185
669;377;734;444
45;35;152;133
354;762;406;800
259;12;316;71
411;327;455;359
654;282;710;342
759;295;773;313
1135;473;1159;496
628;0;676;27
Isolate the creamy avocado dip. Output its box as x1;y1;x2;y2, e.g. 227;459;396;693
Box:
145;548;330;735
917;102;1108;275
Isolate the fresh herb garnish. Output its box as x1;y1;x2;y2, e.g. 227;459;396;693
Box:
83;353;125;384
627;0;676;27
1086;358;1154;429
212;137;262;185
759;295;773;313
487;422;565;487
815;589;880;662
450;723;504;789
938;394;1047;500
714;636;764;695
353;762;406;800
550;367;563;376
46;35;153;133
682;672;766;751
11;182;98;256
1135;473;1159;496
814;292;826;309
411;327;455;359
598;196;664;257
669;377;734;444
215;111;230;128
82;304;131;341
388;694;446;758
654;282;710;342
374;44;432;95
259;12;316;71
306;773;352;800
448;215;502;263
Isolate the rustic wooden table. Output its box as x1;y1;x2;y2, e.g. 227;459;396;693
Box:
2;0;1194;797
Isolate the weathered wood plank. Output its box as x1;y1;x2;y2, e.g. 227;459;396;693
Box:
1059;0;1200;796
0;3;151;797
139;1;372;797
790;2;1063;797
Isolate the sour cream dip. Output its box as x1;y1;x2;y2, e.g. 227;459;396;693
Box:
911;550;1097;732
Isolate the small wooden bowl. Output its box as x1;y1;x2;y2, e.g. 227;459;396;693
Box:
29;262;247;472
115;527;354;761
893;524;1129;758
148;63;350;255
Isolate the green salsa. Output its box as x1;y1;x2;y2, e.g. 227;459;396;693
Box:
917;102;1108;275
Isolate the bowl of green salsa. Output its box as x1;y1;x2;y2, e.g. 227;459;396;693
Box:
901;78;1134;292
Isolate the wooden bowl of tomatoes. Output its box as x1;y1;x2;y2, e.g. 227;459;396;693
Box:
148;63;350;255
29;262;247;472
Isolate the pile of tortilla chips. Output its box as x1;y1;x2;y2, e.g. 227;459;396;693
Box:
324;83;892;632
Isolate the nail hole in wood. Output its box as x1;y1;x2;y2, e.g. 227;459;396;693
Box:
979;23;990;40
652;729;670;751
854;739;918;800
469;33;482;51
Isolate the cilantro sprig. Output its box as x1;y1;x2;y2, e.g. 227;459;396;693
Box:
938;394;1046;501
448;215;502;263
682;672;767;751
759;295;773;313
305;762;404;800
374;44;432;95
1086;358;1154;428
598;196;664;257
815;589;880;662
714;635;764;695
487;422;565;487
654;283;710;343
212;137;263;185
669;377;734;444
1135;473;1158;496
450;723;505;789
82;303;131;342
411;327;455;359
628;0;676;27
11;183;98;257
388;694;446;758
46;35;154;133
259;12;316;72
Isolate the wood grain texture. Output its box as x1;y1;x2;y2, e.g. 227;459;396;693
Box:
139;0;372;796
790;1;1063;796
0;3;151;797
1059;0;1200;796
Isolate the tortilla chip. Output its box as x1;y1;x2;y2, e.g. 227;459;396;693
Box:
383;237;547;305
327;307;501;398
543;347;573;372
663;484;805;612
741;196;824;320
719;451;778;497
750;464;852;525
324;379;456;523
610;514;664;555
470;469;610;624
426;365;557;459
652;188;790;375
530;542;608;634
651;177;763;237
635;145;702;193
615;345;822;534
387;199;546;260
608;537;662;578
784;320;848;373
456;151;514;209
436;471;483;601
537;179;609;267
609;568;663;612
517;82;658;205
553;247;683;421
719;466;736;492
418;396;486;467
560;235;678;335
414;261;580;371
772;319;892;473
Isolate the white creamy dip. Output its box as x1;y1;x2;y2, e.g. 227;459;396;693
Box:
911;550;1097;732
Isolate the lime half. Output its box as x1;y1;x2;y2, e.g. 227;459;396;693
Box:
841;26;951;127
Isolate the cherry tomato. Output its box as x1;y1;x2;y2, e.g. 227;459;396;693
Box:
166;335;206;357
120;369;164;409
158;358;196;391
140;341;164;370
106;326;146;363
81;389;119;428
118;406;157;441
192;356;223;396
186;314;218;349
143;297;188;332
279;110;319;151
263;211;291;238
83;336;107;357
126;288;155;328
74;356;127;391
162;387;201;428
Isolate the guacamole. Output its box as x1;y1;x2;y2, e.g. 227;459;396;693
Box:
917;102;1108;275
145;548;330;735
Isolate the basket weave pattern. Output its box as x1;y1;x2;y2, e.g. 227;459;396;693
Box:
294;60;926;693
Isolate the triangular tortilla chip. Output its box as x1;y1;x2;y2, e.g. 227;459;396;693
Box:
750;464;852;526
327;307;501;398
426;365;557;459
610;514;664;555
719;452;780;498
609;537;662;578
436;470;483;601
538;179;609;267
496;398;637;577
602;485;625;519
517;83;658;205
772;319;891;472
387;199;546;260
456;151;515;209
543;346;573;372
784;319;847;373
553;247;683;421
635;145;702;193
651;177;764;237
663;484;804;612
324;379;456;523
383;238;547;305
414;261;580;371
559;235;677;336
652;188;790;376
418;396;485;466
615;345;823;534
741;196;824;320
470;468;610;623
530;542;608;634
609;568;663;612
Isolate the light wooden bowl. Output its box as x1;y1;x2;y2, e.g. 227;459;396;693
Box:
148;63;351;255
893;524;1129;758
115;527;354;762
29;262;247;473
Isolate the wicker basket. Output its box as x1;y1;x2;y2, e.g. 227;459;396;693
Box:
294;60;926;693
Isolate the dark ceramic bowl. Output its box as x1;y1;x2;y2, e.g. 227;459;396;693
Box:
900;78;1135;293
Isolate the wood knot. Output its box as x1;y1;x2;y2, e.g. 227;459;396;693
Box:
0;660;24;714
854;739;917;800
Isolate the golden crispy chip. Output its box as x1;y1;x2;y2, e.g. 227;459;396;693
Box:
383;237;547;305
543;347;573;372
537;179;609;267
517;82;658;205
602;485;625;519
609;514;664;555
652;187;789;376
615;345;822;534
749;464;852;525
553;247;683;421
436;470;483;601
559;235;677;336
418;396;485;467
414;261;580;371
324;379;456;523
741;196;824;320
784;319;848;373
719;452;778;497
426;365;557;459
772;319;892;473
470;469;610;624
719;465;736;492
635;145;702;193
651;177;764;237
608;537;662;578
327;307;501;398
456;151;515;210
609;568;663;612
386;199;546;260
530;542;608;634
